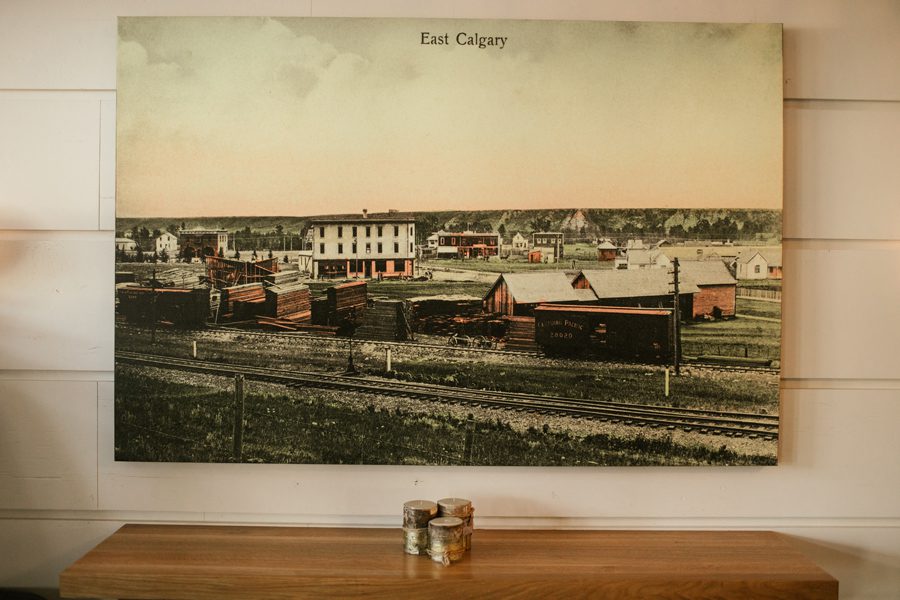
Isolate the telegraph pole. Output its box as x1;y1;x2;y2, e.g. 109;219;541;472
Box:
671;257;681;375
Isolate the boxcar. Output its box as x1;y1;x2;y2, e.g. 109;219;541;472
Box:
534;304;673;362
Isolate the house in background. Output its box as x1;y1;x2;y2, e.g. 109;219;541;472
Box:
155;231;178;256
733;249;766;279
179;229;229;259
115;237;137;252
511;232;528;253
597;240;617;262
532;232;565;260
436;231;500;259
762;249;783;279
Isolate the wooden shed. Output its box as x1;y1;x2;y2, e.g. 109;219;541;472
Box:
678;260;738;318
572;269;696;318
483;272;597;317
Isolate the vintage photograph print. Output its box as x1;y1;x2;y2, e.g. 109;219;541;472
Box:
115;17;783;466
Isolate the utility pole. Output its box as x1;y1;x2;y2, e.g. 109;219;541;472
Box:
671;257;681;375
232;374;245;461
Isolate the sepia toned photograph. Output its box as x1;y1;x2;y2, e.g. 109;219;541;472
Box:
114;17;783;466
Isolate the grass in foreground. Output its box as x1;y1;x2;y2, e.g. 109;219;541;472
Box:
115;367;775;466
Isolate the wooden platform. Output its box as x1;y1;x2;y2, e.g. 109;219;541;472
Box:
59;525;837;599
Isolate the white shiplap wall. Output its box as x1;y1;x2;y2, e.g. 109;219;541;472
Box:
1;1;898;598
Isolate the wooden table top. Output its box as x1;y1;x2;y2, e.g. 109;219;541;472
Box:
59;525;837;599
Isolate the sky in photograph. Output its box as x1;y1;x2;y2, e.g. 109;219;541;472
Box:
117;18;782;218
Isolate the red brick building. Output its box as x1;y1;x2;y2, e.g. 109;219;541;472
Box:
436;232;500;259
678;260;738;318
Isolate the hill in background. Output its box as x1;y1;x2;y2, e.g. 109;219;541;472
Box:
118;207;781;248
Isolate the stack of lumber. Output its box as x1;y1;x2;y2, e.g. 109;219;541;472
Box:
409;295;481;316
264;270;300;286
116;287;210;328
416;314;504;337
311;297;329;325
264;283;311;321
504;316;538;351
227;318;339;336
221;283;265;318
326;281;367;324
355;300;410;341
150;268;202;288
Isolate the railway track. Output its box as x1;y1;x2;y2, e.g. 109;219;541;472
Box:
116;351;779;440
125;324;780;374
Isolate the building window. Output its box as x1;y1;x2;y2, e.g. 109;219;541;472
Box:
754;264;761;274
352;242;357;254
338;243;343;254
377;242;382;253
377;226;383;237
337;226;343;238
451;237;457;246
394;242;399;253
352;226;357;237
366;226;371;237
440;237;445;245
319;227;324;237
365;242;371;253
394;225;399;236
319;243;325;254
409;225;413;235
409;242;413;253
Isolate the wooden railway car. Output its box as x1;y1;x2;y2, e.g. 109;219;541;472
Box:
534;304;673;362
117;287;210;328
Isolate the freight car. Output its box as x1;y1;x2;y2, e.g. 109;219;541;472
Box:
533;304;673;362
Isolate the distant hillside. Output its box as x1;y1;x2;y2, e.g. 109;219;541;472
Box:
117;208;781;247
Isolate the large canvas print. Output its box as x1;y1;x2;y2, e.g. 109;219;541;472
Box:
115;17;783;466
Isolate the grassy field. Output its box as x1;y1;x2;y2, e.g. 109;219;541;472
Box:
736;297;782;320
681;317;781;363
386;356;777;413
115;367;775;466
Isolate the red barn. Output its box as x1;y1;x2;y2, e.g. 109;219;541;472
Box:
678;260;737;318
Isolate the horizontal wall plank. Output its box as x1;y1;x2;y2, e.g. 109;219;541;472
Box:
97;386;900;519
784;101;900;240
0;95;101;231
782;243;900;380
0;235;112;371
1;1;899;100
0;381;98;510
0;1;312;91
98;98;115;231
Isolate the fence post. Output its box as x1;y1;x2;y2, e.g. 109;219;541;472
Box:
463;414;475;465
386;348;392;372
665;368;670;398
233;374;245;462
192;340;197;359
